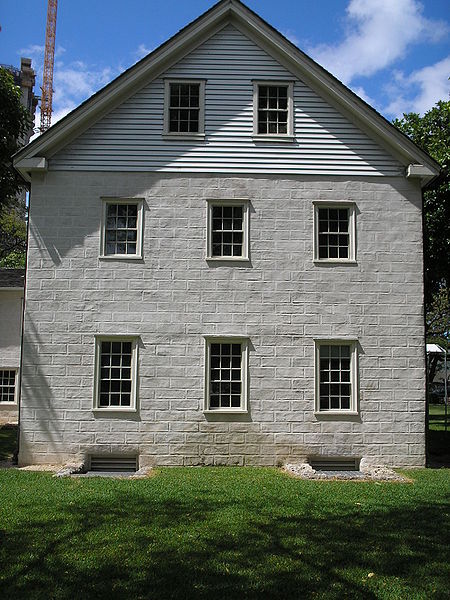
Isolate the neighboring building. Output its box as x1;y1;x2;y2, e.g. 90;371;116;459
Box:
14;0;440;468
0;270;24;424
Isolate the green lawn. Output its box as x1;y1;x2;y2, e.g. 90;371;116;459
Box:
428;404;450;462
429;404;449;432
0;467;449;600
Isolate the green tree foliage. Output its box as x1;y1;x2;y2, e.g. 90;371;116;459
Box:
393;101;449;344
0;67;32;268
0;206;26;268
0;67;31;209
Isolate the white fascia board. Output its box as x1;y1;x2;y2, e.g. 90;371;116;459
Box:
13;157;47;182
406;164;439;187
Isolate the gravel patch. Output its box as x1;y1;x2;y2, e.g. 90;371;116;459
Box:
283;462;411;482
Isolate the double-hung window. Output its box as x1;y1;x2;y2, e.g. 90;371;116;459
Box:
101;198;144;259
314;202;356;262
0;369;18;403
204;338;249;412
164;80;205;136
253;81;293;138
94;337;138;410
315;340;358;414
206;200;249;260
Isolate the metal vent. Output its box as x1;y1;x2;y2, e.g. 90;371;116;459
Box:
89;455;137;473
309;457;360;471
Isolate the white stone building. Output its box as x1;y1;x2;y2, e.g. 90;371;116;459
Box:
0;270;24;424
14;0;440;469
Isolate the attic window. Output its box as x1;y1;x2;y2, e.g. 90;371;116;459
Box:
253;81;294;138
164;80;205;136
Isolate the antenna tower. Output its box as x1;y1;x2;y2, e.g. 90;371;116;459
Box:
40;0;58;133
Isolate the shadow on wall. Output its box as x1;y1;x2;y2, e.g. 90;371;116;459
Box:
19;313;61;463
0;475;447;599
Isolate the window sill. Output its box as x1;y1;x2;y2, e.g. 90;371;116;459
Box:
93;408;137;414
0;402;17;406
313;259;357;265
162;133;205;141
252;135;295;143
314;411;359;417
206;257;250;263
99;255;143;261
204;409;248;414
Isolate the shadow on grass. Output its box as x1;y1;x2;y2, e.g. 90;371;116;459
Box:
0;481;448;600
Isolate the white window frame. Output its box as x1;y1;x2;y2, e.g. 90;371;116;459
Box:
163;79;206;139
93;335;139;412
313;201;356;263
253;80;294;140
204;336;249;414
0;368;19;404
314;339;358;415
206;199;250;261
100;198;144;260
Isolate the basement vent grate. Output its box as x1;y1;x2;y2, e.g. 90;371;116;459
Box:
89;456;138;473
309;457;360;471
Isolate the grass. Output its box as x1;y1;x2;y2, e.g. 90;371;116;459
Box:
429;404;449;432
428;404;450;462
0;467;449;600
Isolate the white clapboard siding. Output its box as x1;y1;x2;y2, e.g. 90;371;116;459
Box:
50;25;402;176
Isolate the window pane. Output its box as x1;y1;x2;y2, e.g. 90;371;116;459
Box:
318;344;353;411
210;204;245;257
209;342;243;409
98;340;134;408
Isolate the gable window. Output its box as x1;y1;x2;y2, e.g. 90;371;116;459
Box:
204;338;249;412
313;202;356;262
94;337;138;410
206;200;249;261
315;340;358;414
101;199;143;259
253;81;293;138
164;80;205;136
0;369;17;403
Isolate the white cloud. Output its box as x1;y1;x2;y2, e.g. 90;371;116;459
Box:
308;0;449;84
281;30;300;47
134;43;153;61
349;85;376;107
383;56;450;117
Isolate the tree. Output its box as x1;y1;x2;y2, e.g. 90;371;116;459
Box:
0;67;32;210
0;67;32;268
393;101;450;345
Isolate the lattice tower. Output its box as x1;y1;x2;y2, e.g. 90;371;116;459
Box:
40;0;58;133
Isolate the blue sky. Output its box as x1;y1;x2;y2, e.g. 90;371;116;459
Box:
1;0;449;129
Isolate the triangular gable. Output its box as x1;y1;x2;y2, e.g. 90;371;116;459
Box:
14;0;440;185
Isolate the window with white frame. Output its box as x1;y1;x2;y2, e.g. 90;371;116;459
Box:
94;337;138;410
315;341;358;413
0;369;17;403
207;200;249;260
205;338;248;412
253;82;293;137
314;203;356;261
164;80;205;135
101;199;143;258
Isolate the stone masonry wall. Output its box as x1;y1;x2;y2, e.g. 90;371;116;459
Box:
19;172;425;467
